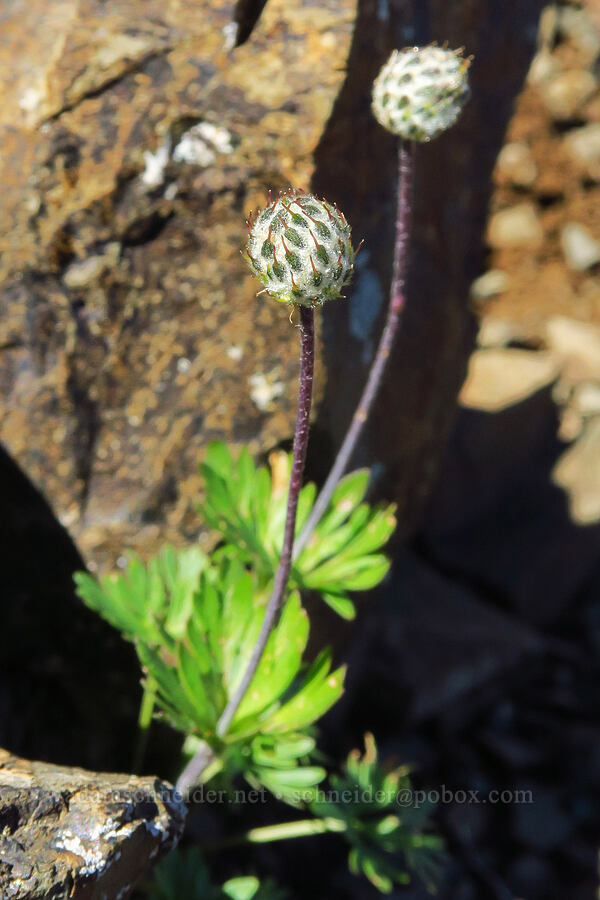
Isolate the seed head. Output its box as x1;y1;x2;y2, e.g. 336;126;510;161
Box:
244;190;356;307
372;45;471;142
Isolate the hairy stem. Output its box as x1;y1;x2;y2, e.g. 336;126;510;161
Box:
217;305;315;738
293;141;414;560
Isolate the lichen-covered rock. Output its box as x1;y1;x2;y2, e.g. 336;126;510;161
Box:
0;749;186;899
0;0;355;570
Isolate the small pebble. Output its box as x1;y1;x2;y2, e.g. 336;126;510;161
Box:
487;203;543;249
558;7;600;65
470;269;511;301
528;50;559;85
496;142;537;187
563;123;600;176
561;222;600;271
541;70;597;120
572;382;600;416
64;257;105;289
477;316;517;348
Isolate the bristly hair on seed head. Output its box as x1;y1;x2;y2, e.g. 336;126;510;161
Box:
244;189;357;308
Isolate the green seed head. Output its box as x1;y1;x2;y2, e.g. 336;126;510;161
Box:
244;189;356;307
372;45;471;142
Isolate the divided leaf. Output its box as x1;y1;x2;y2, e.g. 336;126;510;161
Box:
135;562;344;797
74;545;208;646
309;735;444;895
200;443;396;619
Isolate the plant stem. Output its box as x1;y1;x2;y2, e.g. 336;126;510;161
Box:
132;678;156;773
204;816;346;852
217;305;315;738
293;141;414;560
175;739;218;797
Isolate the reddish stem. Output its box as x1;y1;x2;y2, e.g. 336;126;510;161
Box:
216;305;315;738
293;141;414;560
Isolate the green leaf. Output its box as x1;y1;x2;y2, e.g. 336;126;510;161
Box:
321;592;356;620
231;592;309;730
137;643;199;734
310;734;445;895
199;445;395;619
176;643;221;731
303;554;390;593
222;878;260;900
263;651;345;734
74;546;207;646
318;469;371;534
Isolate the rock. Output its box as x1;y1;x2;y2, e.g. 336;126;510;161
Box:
0;0;548;789
557;404;584;442
560;222;600;271
459;349;559;412
544;316;600;382
470;269;511;301
0;0;355;569
540;70;597;120
527;50;560;86
374;552;542;722
0;444;144;772
553;417;600;523
487;203;544;249
496;141;538;186
558;7;600;65
476;316;518;349
538;4;560;50
572;382;600;416
63;244;121;288
563;123;600;179
0;0;548;566
0;748;185;899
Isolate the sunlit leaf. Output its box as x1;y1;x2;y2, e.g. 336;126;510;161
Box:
199;444;396;619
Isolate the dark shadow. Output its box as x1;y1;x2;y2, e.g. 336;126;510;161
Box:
233;0;269;46
323;382;600;899
0;443;141;771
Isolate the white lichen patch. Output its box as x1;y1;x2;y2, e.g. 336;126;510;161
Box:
226;345;243;361
142;138;171;188
19;86;44;113
172;122;234;166
248;372;284;411
55;832;108;876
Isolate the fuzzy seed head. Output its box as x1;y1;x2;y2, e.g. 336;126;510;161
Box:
244;190;356;307
372;45;471;142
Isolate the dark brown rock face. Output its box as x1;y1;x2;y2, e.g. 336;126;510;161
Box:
0;749;185;899
0;0;355;569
